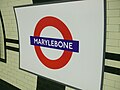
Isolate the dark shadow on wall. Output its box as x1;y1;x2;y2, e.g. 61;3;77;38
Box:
33;0;58;3
0;79;20;90
37;76;65;90
33;0;81;4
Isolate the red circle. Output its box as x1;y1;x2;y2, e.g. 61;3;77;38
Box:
34;16;73;69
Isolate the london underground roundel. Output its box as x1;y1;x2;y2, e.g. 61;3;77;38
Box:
30;16;79;69
15;0;105;89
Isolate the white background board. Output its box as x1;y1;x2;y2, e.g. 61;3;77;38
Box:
15;0;105;90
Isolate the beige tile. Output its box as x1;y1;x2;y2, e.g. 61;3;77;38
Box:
109;1;120;9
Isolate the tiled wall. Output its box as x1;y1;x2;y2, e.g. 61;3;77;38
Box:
0;0;37;90
103;0;120;90
0;0;120;90
0;11;5;59
106;0;120;53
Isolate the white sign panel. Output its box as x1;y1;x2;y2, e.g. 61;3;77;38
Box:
15;0;105;90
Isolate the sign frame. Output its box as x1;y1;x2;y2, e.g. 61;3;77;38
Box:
14;0;106;90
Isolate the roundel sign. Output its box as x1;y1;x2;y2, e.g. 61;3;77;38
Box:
30;16;79;69
15;0;104;89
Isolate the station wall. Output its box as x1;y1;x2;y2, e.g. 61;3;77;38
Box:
0;0;120;90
